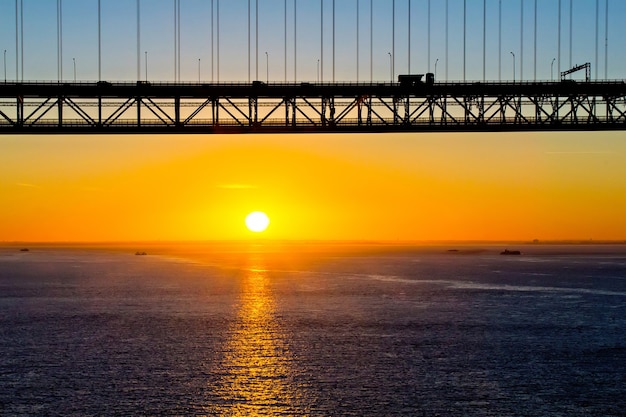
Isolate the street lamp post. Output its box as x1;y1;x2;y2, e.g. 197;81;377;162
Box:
73;58;76;82
434;58;439;80
265;52;268;83
510;51;515;82
317;59;320;83
388;52;392;83
3;50;6;83
145;51;148;81
551;58;556;81
198;58;201;82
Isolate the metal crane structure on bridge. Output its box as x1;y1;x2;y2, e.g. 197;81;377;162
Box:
1;78;625;134
561;63;592;82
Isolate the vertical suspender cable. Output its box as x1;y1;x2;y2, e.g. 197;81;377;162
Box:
57;0;62;82
60;0;62;81
408;0;410;75
392;0;395;81
321;0;323;83
498;0;501;81
569;0;572;70
446;0;449;80
173;0;178;82
21;0;23;81
534;0;537;80
463;0;466;82
98;0;101;81
293;0;298;82
284;0;287;82
332;0;335;82
15;0;18;82
256;0;258;81
370;0;374;83
558;0;561;77
427;0;430;73
211;0;213;82
604;0;608;79
248;0;250;82
595;0;598;80
137;0;140;81
57;0;60;81
519;0;524;81
211;0;215;82
483;0;486;81
178;0;181;81
217;0;220;82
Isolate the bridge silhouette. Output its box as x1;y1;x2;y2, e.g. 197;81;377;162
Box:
1;78;625;134
1;0;624;134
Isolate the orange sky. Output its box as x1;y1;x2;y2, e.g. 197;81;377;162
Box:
1;131;625;242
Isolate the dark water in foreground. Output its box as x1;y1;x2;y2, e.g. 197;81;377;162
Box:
1;243;625;416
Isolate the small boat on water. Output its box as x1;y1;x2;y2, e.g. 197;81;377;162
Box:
500;249;521;255
19;248;29;252
135;251;147;256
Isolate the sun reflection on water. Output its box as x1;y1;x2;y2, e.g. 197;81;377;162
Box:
212;254;302;415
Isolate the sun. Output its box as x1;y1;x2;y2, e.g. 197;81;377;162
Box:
245;211;270;233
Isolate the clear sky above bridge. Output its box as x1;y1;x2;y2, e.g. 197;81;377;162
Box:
1;1;626;242
1;0;625;82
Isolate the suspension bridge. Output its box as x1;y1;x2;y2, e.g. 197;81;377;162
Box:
0;0;624;134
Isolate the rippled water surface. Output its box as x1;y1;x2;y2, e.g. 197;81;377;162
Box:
1;243;625;416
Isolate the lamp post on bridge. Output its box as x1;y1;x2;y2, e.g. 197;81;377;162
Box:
265;52;268;83
198;58;201;83
388;52;393;83
3;50;6;83
510;51;515;82
145;51;148;82
317;59;320;83
551;58;556;81
434;58;439;80
73;58;76;82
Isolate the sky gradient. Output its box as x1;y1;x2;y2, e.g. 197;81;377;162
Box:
1;0;625;82
2;132;626;242
1;1;626;242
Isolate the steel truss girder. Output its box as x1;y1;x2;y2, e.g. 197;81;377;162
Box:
1;81;625;133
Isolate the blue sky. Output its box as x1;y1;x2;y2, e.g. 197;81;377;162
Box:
1;0;624;82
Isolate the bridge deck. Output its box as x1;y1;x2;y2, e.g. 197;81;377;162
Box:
1;81;625;134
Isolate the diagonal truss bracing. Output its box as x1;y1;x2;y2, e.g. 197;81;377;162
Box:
1;81;625;134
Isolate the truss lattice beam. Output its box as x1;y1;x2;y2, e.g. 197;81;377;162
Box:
1;81;625;134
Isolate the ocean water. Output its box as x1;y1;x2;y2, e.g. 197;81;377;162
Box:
0;243;625;416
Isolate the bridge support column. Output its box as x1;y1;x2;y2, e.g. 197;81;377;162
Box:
321;97;334;127
17;95;24;127
428;96;435;125
212;98;219;126
250;97;258;126
175;96;181;127
479;96;485;124
553;96;560;124
404;96;410;125
58;95;63;128
392;96;399;125
98;96;102;127
284;97;291;126
137;95;141;128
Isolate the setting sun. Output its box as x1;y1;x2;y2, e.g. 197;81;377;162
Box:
245;211;270;233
